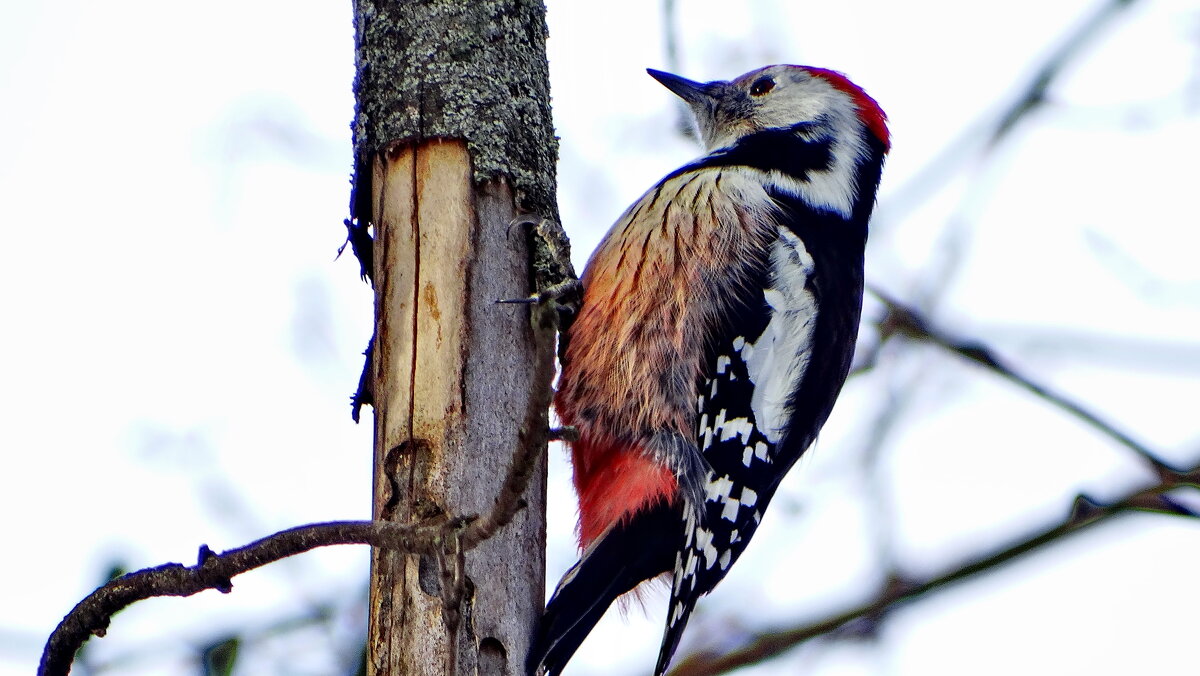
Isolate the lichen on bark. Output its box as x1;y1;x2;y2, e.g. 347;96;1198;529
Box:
351;0;559;220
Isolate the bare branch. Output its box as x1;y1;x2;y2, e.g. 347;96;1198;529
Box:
668;465;1200;676
39;294;564;676
39;521;448;676
870;288;1182;478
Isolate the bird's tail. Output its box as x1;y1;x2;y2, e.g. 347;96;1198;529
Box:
653;588;697;676
527;504;678;676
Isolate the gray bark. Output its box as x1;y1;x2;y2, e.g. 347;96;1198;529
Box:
352;0;559;222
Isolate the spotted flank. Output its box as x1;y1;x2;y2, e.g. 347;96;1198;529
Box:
663;322;782;638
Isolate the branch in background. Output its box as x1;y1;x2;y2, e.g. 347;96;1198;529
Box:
661;0;681;75
668;463;1200;676
870;288;1182;478
854;378;909;572
985;0;1136;147
876;0;1138;228
659;0;697;140
38;296;561;676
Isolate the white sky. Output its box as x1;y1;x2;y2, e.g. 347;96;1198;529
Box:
1;0;1198;674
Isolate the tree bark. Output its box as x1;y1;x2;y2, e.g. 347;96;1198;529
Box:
351;1;564;674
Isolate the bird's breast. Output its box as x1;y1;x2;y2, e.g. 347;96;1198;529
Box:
556;168;778;445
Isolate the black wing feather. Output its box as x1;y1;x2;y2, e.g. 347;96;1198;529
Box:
527;505;678;676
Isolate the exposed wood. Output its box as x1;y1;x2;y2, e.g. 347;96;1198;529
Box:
367;139;547;675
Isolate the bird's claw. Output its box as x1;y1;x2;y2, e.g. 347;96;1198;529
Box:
496;274;581;309
548;426;579;442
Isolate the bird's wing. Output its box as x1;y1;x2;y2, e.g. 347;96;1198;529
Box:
655;186;866;673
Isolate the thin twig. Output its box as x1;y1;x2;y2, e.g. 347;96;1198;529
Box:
870;288;1181;478
668;465;1200;676
986;0;1135;147
875;0;1138;228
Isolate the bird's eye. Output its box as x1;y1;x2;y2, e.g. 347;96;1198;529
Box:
749;77;775;96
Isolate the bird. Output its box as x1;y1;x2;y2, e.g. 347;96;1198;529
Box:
527;64;890;676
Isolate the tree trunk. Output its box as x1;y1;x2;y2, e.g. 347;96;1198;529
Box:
351;1;563;674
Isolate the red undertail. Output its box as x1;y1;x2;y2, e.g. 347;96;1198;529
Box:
571;436;678;548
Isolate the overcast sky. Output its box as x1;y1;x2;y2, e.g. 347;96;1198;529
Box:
2;1;1199;674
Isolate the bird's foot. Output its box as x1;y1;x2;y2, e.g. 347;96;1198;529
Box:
498;213;582;318
495;277;582;308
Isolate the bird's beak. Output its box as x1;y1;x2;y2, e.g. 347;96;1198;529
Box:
646;69;713;107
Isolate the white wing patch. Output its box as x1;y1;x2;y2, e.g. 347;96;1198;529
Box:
740;228;818;443
704;473;761;523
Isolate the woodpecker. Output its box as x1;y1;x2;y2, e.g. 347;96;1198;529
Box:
528;65;889;676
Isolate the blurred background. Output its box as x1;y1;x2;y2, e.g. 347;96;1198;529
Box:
2;0;1198;674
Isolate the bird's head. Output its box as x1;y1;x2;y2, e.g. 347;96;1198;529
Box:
648;65;889;154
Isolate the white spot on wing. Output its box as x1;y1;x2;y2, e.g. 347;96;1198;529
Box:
720;497;740;522
683;509;698;542
717;416;754;444
755;441;770;462
741;487;758;508
695;528;718;569
712;408;728;435
706;475;734;502
740;339;756;368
